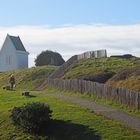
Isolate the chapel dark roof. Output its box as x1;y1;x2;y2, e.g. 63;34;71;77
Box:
8;34;26;51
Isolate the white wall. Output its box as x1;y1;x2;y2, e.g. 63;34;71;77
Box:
0;36;18;71
17;51;29;68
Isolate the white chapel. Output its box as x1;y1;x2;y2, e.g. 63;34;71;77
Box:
0;34;29;71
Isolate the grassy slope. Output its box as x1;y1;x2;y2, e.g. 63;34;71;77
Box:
1;57;140;92
62;57;135;78
62;57;140;91
0;65;56;90
0;90;140;140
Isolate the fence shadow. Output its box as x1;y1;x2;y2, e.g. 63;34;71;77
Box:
39;119;101;140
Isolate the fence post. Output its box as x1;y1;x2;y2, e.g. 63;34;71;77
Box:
46;78;140;110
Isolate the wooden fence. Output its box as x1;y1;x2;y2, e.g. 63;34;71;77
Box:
46;78;140;110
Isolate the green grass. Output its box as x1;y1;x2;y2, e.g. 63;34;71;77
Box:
0;65;56;90
62;57;136;79
1;57;140;92
45;88;140;118
0;90;140;140
108;73;140;91
62;57;140;91
0;59;140;139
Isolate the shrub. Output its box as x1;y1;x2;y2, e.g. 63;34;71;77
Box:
35;50;65;66
10;102;52;133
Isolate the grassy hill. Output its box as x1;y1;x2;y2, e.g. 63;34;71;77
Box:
107;67;140;91
1;57;140;92
62;57;140;91
0;65;56;90
0;61;140;139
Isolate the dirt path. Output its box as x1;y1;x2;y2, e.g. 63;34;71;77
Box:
43;92;140;132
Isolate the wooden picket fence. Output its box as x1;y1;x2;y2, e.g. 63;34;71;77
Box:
46;78;140;110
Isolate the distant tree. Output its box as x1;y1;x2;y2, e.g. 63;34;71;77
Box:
35;50;65;66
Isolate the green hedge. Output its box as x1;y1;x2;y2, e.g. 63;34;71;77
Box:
10;102;52;133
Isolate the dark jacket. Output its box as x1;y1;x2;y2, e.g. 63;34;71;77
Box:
9;76;15;84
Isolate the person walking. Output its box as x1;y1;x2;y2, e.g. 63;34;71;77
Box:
9;74;16;90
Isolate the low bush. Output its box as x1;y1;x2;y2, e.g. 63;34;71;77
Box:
10;102;52;133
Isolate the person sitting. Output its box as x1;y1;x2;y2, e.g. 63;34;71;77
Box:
9;74;16;90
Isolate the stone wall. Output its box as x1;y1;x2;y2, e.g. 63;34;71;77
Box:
77;49;107;60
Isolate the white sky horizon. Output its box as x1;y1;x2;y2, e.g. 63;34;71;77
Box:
0;24;140;67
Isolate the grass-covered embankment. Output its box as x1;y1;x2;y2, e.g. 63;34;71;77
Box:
62;57;140;91
62;57;135;79
0;65;56;90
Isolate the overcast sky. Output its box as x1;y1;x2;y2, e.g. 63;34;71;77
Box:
0;0;140;67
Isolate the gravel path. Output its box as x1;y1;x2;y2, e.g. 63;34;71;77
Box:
44;92;140;132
